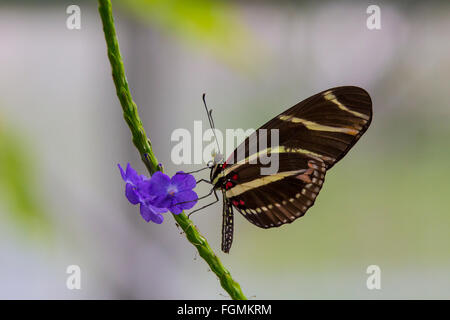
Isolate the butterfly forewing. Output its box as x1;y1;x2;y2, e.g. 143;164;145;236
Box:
217;86;372;234
259;86;372;169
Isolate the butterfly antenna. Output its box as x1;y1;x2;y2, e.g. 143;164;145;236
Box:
202;93;221;155
209;109;216;129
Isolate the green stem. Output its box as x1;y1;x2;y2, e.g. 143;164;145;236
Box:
98;0;246;300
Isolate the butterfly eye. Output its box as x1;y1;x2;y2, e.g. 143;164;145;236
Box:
207;160;214;168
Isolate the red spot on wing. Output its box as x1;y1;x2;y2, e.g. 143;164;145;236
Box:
225;181;233;190
224;152;235;168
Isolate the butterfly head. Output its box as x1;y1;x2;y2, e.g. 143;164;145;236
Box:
208;150;225;185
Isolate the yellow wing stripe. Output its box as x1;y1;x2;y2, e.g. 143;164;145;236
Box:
323;90;370;121
225;169;306;198
278;115;359;135
213;146;333;185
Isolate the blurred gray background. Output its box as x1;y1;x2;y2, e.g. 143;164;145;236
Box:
0;0;449;299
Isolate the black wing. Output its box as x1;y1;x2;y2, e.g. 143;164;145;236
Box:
222;86;372;229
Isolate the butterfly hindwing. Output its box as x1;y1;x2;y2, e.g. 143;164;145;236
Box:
229;159;326;228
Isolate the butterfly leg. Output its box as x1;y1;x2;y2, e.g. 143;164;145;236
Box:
187;189;219;218
174;186;214;207
172;188;219;216
196;187;215;201
196;179;212;185
181;166;210;175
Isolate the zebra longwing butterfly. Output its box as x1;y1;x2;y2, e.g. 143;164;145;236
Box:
209;86;372;253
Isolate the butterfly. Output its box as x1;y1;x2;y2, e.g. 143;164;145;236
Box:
203;86;372;253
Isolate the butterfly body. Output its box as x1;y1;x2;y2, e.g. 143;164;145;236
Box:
210;86;372;253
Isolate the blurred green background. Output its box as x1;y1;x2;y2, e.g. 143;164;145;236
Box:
0;0;449;299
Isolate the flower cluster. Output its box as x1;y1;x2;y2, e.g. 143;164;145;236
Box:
118;163;198;224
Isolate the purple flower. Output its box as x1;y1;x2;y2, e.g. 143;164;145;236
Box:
118;163;167;224
147;171;198;214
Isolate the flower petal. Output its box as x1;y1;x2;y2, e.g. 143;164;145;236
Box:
125;163;142;186
125;183;140;205
173;190;198;210
118;164;127;181
169;204;183;215
171;172;196;191
151;195;173;209
150;205;168;214
140;204;164;224
149;212;164;224
148;171;171;196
